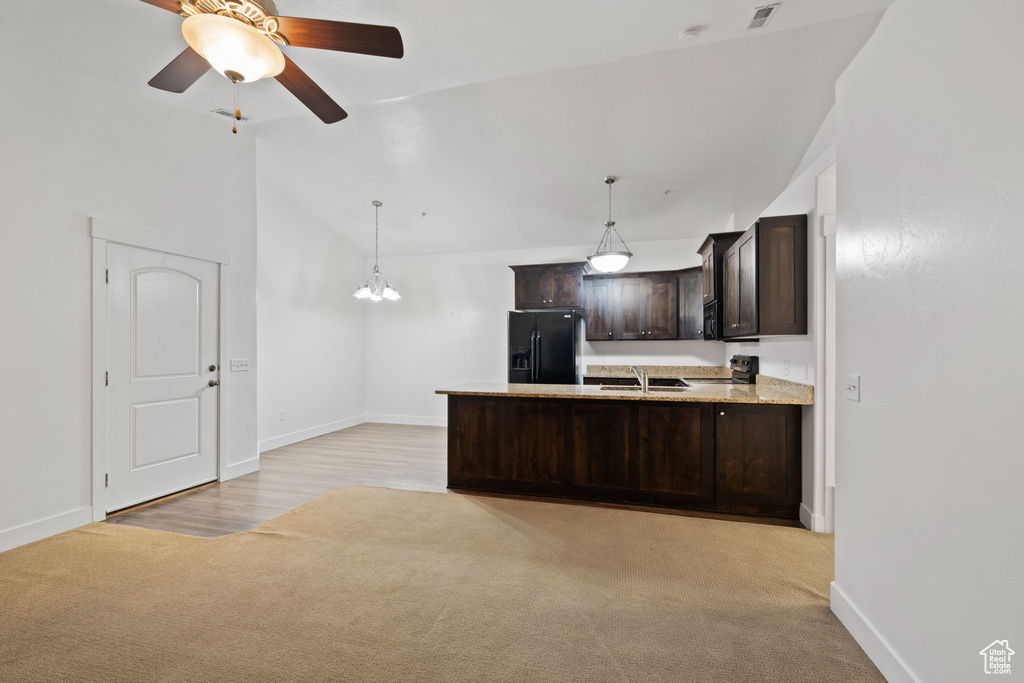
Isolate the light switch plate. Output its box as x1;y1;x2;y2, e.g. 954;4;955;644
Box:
230;359;250;372
783;360;790;376
845;373;861;402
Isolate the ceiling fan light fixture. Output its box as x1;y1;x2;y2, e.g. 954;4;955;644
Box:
182;13;285;82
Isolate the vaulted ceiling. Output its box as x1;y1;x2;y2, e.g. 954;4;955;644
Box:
1;0;891;256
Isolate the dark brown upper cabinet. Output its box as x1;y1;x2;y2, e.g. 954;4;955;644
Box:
697;232;745;306
509;262;587;310
583;271;679;341
677;266;703;340
721;214;808;339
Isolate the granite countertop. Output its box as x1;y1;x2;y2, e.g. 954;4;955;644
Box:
436;376;813;406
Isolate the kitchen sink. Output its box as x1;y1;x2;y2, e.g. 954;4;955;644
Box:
598;386;689;392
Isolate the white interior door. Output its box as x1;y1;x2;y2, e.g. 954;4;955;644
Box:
106;243;220;512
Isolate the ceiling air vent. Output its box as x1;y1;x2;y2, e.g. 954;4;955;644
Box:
211;108;252;122
747;3;780;29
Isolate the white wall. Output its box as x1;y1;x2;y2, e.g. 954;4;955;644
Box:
831;1;1024;681
364;239;722;424
0;54;258;551
256;182;367;451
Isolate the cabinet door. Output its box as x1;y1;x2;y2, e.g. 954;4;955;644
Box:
572;403;632;490
449;397;509;486
615;277;649;340
584;278;617;341
735;230;758;337
757;215;808;335
514;269;550;309
715;404;800;511
722;247;740;334
550;267;582;307
638;403;714;500
511;400;570;484
678;268;703;340
701;251;715;304
648;275;678;339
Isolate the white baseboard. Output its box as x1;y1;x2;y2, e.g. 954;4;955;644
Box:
830;582;920;683
221;457;260;480
0;506;93;554
365;414;448;427
259;415;367;453
799;503;827;532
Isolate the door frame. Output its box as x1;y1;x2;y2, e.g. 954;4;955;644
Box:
90;218;232;522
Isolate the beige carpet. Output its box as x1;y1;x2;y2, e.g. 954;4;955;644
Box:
0;487;881;682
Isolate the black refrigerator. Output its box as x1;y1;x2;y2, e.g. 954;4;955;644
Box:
508;310;580;384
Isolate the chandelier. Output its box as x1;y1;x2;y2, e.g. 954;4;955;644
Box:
353;201;401;302
587;175;633;273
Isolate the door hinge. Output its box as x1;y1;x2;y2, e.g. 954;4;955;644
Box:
105;473;109;487
105;269;109;284
105;371;109;386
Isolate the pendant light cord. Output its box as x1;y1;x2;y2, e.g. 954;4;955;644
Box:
373;202;380;274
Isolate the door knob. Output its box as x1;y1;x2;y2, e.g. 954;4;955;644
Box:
208;380;220;387
208;364;217;372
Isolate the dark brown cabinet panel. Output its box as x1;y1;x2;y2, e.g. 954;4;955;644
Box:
649;275;678;339
585;270;682;341
447;394;801;520
448;397;509;484
572;403;632;489
510;263;586;310
616;277;648;340
718;215;807;339
715;403;800;514
584;277;617;341
638;403;714;501
511;400;571;484
757;215;808;335
698;232;744;307
677;267;702;340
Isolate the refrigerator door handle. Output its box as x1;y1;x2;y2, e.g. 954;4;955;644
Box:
535;331;541;383
530;331;538;383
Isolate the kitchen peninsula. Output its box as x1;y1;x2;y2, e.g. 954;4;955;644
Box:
437;368;812;520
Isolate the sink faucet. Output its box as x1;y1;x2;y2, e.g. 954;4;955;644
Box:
630;365;649;394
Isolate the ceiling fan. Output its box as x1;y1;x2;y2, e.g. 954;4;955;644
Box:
141;0;404;125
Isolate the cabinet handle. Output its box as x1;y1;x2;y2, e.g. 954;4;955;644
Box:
608;332;612;336
720;411;725;416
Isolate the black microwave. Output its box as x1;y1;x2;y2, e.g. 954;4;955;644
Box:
703;302;720;341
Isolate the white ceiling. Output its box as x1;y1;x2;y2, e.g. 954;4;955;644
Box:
258;11;884;257
0;0;890;257
0;0;891;122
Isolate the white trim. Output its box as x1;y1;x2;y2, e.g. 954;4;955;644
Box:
91;217;231;265
217;264;232;481
259;415;367;453
91;240;108;523
365;414;448;428
799;503;826;532
222;457;260;480
830;582;921;683
0;507;93;554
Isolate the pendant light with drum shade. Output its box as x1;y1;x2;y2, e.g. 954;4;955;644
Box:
353;201;401;302
587;176;632;273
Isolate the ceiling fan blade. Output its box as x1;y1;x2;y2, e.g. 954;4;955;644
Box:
139;0;182;12
275;16;404;59
275;55;348;124
148;46;211;93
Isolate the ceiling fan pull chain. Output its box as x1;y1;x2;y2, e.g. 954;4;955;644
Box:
232;80;241;134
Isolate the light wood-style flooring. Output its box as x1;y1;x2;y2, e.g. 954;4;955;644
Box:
105;423;448;537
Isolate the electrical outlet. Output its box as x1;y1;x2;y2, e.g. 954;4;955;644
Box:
280;410;286;421
783;360;790;376
802;363;808;380
230;358;250;372
845;374;861;402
